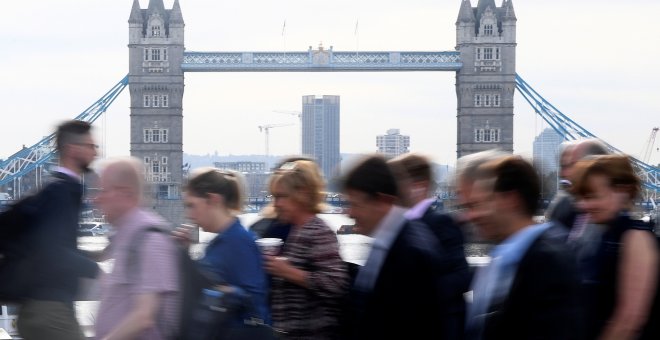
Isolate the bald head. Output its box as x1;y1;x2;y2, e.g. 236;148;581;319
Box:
96;157;145;224
101;158;144;196
564;139;610;183
573;139;609;160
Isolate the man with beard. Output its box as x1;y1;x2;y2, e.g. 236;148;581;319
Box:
17;120;101;340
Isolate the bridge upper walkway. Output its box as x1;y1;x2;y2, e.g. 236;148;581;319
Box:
181;50;462;72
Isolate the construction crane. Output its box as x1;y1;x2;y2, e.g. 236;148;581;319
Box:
273;110;303;153
258;123;294;157
273;110;301;119
642;127;659;164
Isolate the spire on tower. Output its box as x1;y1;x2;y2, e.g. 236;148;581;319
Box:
502;0;517;21
147;0;166;14
128;0;143;24
456;0;476;23
170;0;184;24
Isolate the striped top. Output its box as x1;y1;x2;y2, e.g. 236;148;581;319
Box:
270;216;348;339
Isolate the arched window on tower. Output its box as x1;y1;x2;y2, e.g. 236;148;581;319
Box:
479;7;498;37
151;25;161;37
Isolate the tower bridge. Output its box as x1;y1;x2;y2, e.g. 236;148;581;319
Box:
0;0;657;225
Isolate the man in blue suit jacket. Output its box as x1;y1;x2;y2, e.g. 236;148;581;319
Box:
464;155;582;340
17;120;100;340
341;154;456;339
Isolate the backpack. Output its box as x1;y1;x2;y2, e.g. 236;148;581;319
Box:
0;193;42;303
128;227;276;340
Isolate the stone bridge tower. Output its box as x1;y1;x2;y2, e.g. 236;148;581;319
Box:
456;0;516;158
128;0;185;224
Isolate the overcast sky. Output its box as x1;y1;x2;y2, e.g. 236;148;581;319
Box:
1;0;658;167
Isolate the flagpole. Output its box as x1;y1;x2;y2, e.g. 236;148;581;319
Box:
282;20;287;63
355;19;359;58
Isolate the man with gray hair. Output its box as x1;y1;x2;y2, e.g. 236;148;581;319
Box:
94;157;181;340
545;138;609;235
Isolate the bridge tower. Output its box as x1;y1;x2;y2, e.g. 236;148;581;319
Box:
455;0;516;158
128;0;185;224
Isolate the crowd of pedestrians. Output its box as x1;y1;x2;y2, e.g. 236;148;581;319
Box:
6;119;659;339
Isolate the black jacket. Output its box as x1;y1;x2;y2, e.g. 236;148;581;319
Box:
478;229;583;340
419;208;471;340
26;172;99;303
345;219;455;340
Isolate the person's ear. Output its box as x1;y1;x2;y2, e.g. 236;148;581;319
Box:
207;192;225;207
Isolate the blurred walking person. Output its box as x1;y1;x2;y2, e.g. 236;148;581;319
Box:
265;160;348;339
389;152;470;339
341;154;450;339
573;155;659;340
464;156;582;340
182;167;270;333
17;120;100;340
546;138;609;236
94;157;181;339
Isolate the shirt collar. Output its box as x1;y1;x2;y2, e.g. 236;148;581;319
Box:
404;198;435;220
371;205;408;250
209;218;242;245
54;166;81;182
491;222;552;265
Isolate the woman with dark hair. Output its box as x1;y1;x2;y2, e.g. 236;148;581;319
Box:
573;155;659;340
182;168;270;330
264;160;348;339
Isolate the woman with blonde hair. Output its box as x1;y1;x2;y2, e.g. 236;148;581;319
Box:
264;160;348;339
573;155;659;339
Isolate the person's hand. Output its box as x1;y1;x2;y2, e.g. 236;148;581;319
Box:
263;255;291;278
172;224;194;248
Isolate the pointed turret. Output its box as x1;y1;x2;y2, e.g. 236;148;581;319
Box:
147;0;166;14
128;0;143;24
170;0;184;24
502;0;517;21
456;0;476;24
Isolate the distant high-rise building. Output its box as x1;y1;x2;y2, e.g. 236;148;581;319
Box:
377;129;410;157
302;95;340;179
533;127;564;175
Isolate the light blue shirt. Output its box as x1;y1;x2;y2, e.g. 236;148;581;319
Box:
466;222;553;338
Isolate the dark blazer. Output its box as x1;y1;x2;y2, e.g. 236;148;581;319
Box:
346;219;452;340
546;190;578;232
419;208;471;340
478;229;583;340
27;171;99;303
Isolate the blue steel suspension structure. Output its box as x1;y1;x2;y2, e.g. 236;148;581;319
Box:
0;75;129;188
515;74;660;200
0;73;657;200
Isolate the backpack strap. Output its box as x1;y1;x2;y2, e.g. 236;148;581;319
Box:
125;226;180;339
126;226;168;284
